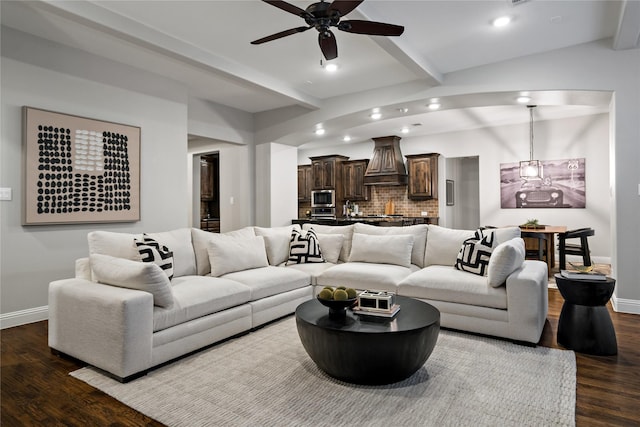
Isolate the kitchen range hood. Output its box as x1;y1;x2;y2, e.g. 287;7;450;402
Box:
363;136;408;186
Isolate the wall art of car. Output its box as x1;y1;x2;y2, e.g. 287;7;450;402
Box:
515;177;564;208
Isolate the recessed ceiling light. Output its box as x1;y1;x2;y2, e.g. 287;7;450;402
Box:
343;135;351;142
398;107;409;113
517;96;532;103
314;128;325;135
324;63;338;72
400;127;409;134
492;16;511;27
428;103;440;110
370;112;382;120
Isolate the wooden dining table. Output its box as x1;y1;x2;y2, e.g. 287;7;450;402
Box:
517;225;567;274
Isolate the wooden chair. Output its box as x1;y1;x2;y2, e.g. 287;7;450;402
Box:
558;228;594;270
521;231;548;262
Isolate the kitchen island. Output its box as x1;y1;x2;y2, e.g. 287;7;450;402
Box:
292;216;438;227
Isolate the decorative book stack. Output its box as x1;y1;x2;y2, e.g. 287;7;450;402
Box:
560;270;607;281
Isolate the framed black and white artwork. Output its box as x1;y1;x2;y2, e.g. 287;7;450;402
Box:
23;107;141;225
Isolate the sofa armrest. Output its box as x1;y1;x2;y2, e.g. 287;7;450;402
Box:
75;257;91;280
504;260;549;343
48;278;154;380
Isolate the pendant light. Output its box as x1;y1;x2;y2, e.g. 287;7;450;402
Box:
519;105;542;179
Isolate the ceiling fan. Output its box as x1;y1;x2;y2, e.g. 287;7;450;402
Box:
251;0;404;60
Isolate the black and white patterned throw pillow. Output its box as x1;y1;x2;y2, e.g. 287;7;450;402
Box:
286;228;324;265
455;228;496;276
134;234;174;280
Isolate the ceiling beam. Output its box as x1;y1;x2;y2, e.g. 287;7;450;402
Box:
347;9;443;86
613;0;640;50
33;0;322;109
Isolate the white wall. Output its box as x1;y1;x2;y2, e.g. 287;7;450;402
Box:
299;114;611;260
255;143;298;227
0;57;189;319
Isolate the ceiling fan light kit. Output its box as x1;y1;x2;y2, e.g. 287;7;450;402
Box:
251;0;405;60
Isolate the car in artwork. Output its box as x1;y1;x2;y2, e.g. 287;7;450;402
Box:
515;177;564;208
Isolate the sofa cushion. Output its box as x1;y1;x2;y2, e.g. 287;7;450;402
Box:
192;227;256;276
315;233;343;264
221;266;310;301
146;229;197;277
353;223;428;267
208;235;269;277
348;233;414;267
488;238;526;287
425;226;475;267
286;228;324;265
88;230;138;260
491;227;521;245
455;229;496;276
134;234;174;280
255;225;301;266
317;262;419;293
285;262;337;286
303;224;354;262
90;253;174;308
88;228;196;277
153;275;251;332
398;265;507;310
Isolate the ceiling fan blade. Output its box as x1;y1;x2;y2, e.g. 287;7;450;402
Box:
261;0;306;17
318;31;338;60
328;0;364;17
338;20;404;36
251;26;312;45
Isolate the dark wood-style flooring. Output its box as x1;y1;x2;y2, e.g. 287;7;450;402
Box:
2;289;639;426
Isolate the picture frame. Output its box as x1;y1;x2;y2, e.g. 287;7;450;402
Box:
23;106;141;225
446;179;454;206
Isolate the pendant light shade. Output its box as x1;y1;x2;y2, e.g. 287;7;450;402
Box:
519;105;541;178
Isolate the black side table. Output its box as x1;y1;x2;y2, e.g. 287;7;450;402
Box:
555;273;617;355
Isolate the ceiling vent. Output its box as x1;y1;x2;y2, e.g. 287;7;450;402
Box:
363;136;408;186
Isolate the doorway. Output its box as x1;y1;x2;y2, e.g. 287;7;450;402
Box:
199;153;220;232
445;156;480;230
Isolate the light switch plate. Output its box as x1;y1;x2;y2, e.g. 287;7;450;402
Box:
0;188;12;201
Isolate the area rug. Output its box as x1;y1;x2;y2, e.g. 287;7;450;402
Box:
71;317;576;426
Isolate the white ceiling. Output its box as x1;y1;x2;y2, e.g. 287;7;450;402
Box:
2;0;637;146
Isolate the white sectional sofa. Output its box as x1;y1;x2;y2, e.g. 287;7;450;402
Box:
48;223;548;382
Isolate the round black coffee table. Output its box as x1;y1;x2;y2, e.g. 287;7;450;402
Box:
295;295;440;385
555;273;617;355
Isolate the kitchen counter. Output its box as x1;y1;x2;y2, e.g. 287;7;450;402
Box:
292;216;438;227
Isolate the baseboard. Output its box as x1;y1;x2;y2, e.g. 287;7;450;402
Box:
611;296;640;315
0;306;48;329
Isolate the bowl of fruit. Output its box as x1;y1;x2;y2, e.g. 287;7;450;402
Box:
317;286;357;317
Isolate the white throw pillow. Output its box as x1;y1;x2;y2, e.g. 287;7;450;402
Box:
348;233;414;267
353;222;428;267
488;237;526;287
90;253;174;308
208;235;269;277
255;225;301;266
425;225;475;267
191;227;256;275
303;223;354;262
316;233;344;264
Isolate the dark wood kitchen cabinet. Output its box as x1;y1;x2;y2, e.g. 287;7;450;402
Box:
406;154;439;200
200;157;215;201
298;165;312;203
342;159;369;201
310;155;348;190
